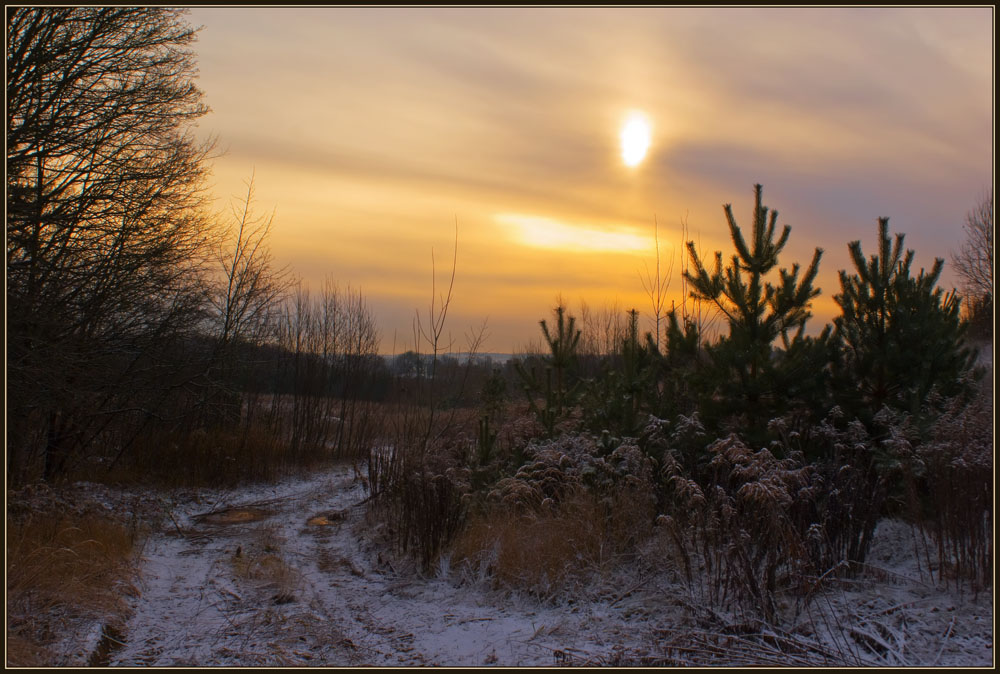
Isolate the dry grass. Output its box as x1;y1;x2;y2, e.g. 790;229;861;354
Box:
100;424;306;488
915;391;993;589
6;505;139;667
452;488;653;597
229;523;302;603
448;430;657;597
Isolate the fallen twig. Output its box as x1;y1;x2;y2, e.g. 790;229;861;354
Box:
932;615;956;666
609;576;655;607
153;494;185;536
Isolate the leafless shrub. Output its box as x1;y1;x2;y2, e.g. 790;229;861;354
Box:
365;380;482;571
365;384;489;571
802;409;887;575
662;433;819;623
908;392;993;589
366;227;502;570
371;426;472;570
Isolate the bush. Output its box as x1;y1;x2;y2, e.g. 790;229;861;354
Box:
367;407;475;571
902;392;993;589
660;434;818;623
452;432;657;596
834;217;978;421
778;408;887;573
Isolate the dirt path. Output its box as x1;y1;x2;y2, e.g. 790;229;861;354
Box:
107;464;993;667
109;465;650;666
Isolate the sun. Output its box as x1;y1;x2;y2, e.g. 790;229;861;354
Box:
620;111;652;167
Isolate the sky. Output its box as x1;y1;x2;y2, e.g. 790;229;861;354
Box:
186;7;993;354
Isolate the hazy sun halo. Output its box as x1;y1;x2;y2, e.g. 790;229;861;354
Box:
620;111;651;167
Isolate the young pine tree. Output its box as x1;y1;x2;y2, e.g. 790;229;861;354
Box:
834;217;977;421
582;309;657;438
515;303;582;436
685;184;825;437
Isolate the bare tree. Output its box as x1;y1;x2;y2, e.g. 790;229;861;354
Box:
639;215;674;350
202;173;291;425
412;220;459;447
951;190;993;327
211;174;288;353
415;220;459;380
578;297;627;358
6;8;214;481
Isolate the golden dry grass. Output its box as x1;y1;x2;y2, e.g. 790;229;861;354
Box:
451;488;653;596
6;507;138;667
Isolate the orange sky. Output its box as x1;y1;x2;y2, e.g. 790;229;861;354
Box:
187;7;993;353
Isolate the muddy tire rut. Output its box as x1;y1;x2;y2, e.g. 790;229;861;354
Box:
109;466;389;666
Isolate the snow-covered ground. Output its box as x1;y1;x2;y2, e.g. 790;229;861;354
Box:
65;464;993;666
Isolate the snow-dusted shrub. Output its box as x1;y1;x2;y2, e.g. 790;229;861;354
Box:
370;423;474;571
454;432;657;596
908;392;992;588
488;434;655;514
639;412;707;474
495;401;547;460
661;433;820;623
487;434;595;509
796;408;886;574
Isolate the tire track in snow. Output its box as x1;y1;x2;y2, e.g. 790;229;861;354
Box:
111;467;366;666
109;464;620;666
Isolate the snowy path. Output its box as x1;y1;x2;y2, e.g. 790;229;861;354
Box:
108;464;993;667
110;465;664;666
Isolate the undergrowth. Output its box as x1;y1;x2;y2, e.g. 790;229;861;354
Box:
6;489;140;666
451;433;656;597
906;390;993;589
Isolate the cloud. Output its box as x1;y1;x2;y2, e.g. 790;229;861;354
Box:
188;7;992;349
495;213;651;254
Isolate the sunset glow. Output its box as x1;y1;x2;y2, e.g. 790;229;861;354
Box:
186;7;992;352
496;213;651;254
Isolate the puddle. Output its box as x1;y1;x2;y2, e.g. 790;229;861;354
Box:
194;507;272;525
306;510;346;526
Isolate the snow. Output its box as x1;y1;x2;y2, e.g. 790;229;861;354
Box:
58;464;993;666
